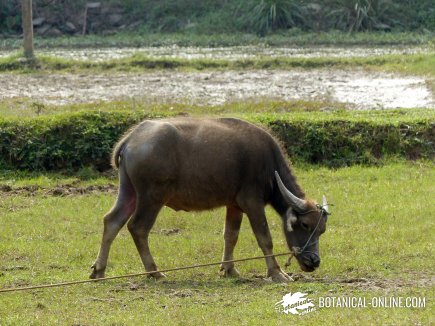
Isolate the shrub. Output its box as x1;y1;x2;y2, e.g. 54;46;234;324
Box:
1;0;434;35
0;111;158;171
0;111;433;171
235;0;303;36
0;0;21;33
268;119;434;167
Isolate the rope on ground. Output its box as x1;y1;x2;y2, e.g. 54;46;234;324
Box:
0;251;295;294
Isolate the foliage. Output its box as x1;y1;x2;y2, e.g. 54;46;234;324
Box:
1;0;434;35
267;118;434;166
140;0;435;33
0;110;433;171
0;0;21;32
233;0;434;34
140;0;222;32
325;0;402;32
0;111;153;171
235;0;302;36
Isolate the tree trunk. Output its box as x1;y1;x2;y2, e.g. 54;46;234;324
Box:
21;0;34;58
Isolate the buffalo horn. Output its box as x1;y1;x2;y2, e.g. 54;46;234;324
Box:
275;171;307;212
322;195;329;214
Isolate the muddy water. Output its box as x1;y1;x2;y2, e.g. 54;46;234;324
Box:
1;69;433;109
0;45;430;61
1;45;433;109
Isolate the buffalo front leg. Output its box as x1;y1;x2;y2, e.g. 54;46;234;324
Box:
245;206;293;283
220;206;243;277
127;200;165;279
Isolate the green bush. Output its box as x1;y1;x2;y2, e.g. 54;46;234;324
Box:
0;0;21;33
0;111;159;171
268;119;434;167
129;0;435;33
235;0;302;36
0;111;433;171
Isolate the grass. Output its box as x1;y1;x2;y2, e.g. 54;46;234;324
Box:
0;162;433;324
1;97;434;120
0;98;332;118
1;31;433;50
0;34;433;323
1;52;435;75
0;98;369;118
0;167;115;189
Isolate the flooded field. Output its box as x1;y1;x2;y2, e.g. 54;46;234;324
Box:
0;45;433;109
0;45;430;61
1;68;433;109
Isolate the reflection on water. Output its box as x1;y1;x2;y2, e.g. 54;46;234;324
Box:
332;76;433;109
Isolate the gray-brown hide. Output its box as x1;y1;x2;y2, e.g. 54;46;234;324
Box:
90;117;328;282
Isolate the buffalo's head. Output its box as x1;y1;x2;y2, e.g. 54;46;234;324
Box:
275;172;329;272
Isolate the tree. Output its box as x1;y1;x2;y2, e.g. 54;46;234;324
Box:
21;0;34;58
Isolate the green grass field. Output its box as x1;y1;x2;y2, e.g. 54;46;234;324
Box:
0;31;434;324
0;162;433;324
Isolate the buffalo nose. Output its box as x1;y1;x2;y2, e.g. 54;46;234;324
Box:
301;255;320;269
311;256;320;268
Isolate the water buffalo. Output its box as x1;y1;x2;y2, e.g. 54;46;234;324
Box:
90;117;329;282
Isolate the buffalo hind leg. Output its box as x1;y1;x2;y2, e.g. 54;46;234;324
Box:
220;206;243;277
244;205;293;282
90;170;136;279
127;199;165;279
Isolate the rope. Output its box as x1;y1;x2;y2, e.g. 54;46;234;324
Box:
0;251;295;294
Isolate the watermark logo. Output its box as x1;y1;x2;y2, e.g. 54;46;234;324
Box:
275;292;316;315
275;291;426;316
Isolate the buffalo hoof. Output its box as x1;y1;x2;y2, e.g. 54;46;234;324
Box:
220;266;241;278
147;271;166;279
268;269;294;283
90;264;105;279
